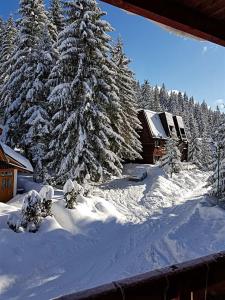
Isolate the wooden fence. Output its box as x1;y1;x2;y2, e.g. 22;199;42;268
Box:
55;250;225;300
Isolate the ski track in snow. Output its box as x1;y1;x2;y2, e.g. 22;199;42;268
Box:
1;165;225;300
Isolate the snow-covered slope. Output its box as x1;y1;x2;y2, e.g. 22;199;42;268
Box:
0;165;224;300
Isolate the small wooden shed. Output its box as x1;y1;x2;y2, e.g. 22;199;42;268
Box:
0;142;33;203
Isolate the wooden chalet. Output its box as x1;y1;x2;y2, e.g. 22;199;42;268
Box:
138;110;188;164
0;141;33;203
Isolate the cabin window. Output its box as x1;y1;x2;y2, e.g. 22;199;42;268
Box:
180;128;185;134
2;178;6;191
7;178;12;188
169;126;174;132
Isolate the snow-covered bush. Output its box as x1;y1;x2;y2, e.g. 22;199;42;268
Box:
39;185;54;217
7;190;43;233
21;190;43;232
161;138;181;177
63;179;83;209
82;175;92;197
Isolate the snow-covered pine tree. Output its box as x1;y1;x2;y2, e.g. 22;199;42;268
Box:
159;83;169;111
201;131;213;170
210;122;225;202
177;91;184;115
153;85;162;112
188;138;202;168
21;190;43;232
39;185;54;217
111;39;142;160
3;0;49;148
0;17;17;120
49;0;65;34
63;179;83;209
161;138;181;177
134;81;142;108
140;80;154;109
168;91;178;114
3;0;56;181
47;0;123;184
24;25;57;182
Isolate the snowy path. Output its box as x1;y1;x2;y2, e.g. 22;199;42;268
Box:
1;166;225;300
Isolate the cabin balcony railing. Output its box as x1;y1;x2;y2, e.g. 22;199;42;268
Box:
56;250;225;300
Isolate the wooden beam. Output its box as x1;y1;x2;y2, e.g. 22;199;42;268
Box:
101;0;225;47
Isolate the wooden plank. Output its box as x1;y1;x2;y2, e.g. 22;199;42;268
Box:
101;0;225;47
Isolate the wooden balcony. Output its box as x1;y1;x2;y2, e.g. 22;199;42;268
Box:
56;250;225;299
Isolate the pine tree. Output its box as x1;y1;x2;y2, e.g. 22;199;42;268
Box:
201;131;212;170
210;123;225;202
159;83;168;111
63;179;83;209
153;85;162;112
134;80;142;108
49;0;64;34
140;80;154;109
24;25;57;182
47;0;124;184
21;190;43;232
161;138;181;177
111;39;142;160
188;138;202;168
3;0;56;181
3;1;48;147
39;185;54;217
0;17;17;120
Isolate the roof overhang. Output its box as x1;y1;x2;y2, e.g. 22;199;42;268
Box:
101;0;225;47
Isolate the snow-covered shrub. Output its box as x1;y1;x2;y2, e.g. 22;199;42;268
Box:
82;175;92;197
39;185;54;217
21;190;43;232
63;179;83;209
7;190;43;233
161;139;181;177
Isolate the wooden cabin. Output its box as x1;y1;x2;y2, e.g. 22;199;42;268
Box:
137;110;168;164
0;142;33;203
138;110;188;164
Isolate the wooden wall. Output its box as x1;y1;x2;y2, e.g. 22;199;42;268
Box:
137;111;166;164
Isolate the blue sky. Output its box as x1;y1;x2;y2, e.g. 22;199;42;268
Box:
1;0;225;109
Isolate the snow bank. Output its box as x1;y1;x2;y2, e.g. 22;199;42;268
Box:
1;165;225;300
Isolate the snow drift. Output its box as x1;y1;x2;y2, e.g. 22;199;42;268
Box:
0;165;224;300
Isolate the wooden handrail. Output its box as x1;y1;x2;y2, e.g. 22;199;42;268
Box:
55;250;225;299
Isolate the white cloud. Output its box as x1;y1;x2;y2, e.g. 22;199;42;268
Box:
215;99;225;109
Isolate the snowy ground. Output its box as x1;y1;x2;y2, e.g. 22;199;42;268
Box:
1;164;225;300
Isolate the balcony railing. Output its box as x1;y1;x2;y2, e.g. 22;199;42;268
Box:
56;250;225;300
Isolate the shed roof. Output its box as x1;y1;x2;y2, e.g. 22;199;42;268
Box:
0;142;33;173
144;110;168;139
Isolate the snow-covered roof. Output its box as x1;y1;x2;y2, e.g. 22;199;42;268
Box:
0;142;33;172
175;115;185;129
144;110;168;139
164;112;175;127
